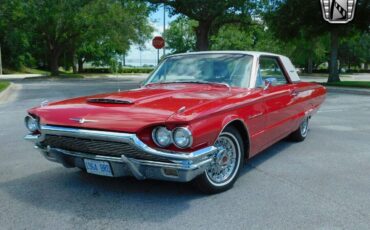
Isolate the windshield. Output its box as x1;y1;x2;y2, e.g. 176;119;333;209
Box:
145;53;253;88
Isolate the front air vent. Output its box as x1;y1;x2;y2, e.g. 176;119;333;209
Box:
87;98;134;104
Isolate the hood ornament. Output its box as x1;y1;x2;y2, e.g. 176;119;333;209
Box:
69;118;97;124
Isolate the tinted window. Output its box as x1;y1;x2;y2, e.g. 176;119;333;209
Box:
257;57;288;86
146;54;253;88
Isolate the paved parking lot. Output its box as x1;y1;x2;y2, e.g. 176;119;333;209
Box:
0;79;369;230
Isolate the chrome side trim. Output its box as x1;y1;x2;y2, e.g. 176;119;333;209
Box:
32;125;217;162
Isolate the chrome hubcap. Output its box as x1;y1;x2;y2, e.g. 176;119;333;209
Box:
300;118;309;137
206;133;239;186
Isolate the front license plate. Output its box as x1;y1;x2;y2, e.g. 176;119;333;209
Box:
84;159;113;177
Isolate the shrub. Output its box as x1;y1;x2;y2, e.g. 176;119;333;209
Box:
118;68;154;74
81;67;154;74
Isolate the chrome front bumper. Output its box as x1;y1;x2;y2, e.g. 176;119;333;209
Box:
25;125;217;182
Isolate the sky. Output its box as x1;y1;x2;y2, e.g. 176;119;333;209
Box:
125;7;175;67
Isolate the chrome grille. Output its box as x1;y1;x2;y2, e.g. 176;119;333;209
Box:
41;134;170;162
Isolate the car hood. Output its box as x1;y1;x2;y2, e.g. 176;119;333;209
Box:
29;83;251;133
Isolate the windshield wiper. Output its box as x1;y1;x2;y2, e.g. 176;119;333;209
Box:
146;80;231;89
157;80;231;89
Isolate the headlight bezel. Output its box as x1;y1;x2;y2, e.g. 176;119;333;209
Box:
151;126;193;149
152;126;172;148
24;115;40;133
172;127;193;149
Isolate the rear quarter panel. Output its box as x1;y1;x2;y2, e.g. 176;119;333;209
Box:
291;82;326;129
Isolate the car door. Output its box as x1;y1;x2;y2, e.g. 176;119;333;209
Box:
257;56;296;146
244;91;269;157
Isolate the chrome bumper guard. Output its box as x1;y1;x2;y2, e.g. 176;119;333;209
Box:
25;125;217;182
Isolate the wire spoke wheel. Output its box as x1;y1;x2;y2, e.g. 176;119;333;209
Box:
300;117;309;137
205;132;240;187
289;117;310;142
194;126;244;193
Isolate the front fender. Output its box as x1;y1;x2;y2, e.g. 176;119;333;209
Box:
189;112;247;149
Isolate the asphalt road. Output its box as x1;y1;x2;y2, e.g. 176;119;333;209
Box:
0;79;369;230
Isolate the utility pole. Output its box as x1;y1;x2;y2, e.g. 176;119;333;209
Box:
0;44;2;75
163;4;166;57
139;47;143;67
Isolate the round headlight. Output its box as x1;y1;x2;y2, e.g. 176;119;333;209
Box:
25;116;39;132
152;127;172;147
173;127;192;149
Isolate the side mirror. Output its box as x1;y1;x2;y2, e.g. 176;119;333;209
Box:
264;77;277;90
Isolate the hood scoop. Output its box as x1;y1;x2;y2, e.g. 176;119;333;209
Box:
87;98;134;104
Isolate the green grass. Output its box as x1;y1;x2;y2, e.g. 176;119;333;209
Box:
323;81;370;89
21;67;50;75
19;72;84;80
3;66;151;76
303;73;351;78
29;73;84;79
0;81;10;92
2;68;21;74
23;67;80;77
302;73;328;78
3;67;50;75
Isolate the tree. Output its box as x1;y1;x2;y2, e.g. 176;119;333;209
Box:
0;0;153;75
163;16;287;54
0;1;35;69
211;22;287;54
211;24;255;50
339;32;370;71
265;0;369;82
23;0;92;75
163;16;197;53
148;0;256;51
75;0;153;72
285;34;329;74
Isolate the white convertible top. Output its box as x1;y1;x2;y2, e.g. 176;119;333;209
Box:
169;51;301;83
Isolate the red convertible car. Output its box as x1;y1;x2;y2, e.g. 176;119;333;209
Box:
25;51;326;193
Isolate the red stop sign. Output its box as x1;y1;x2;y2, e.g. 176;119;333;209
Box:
152;36;165;49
